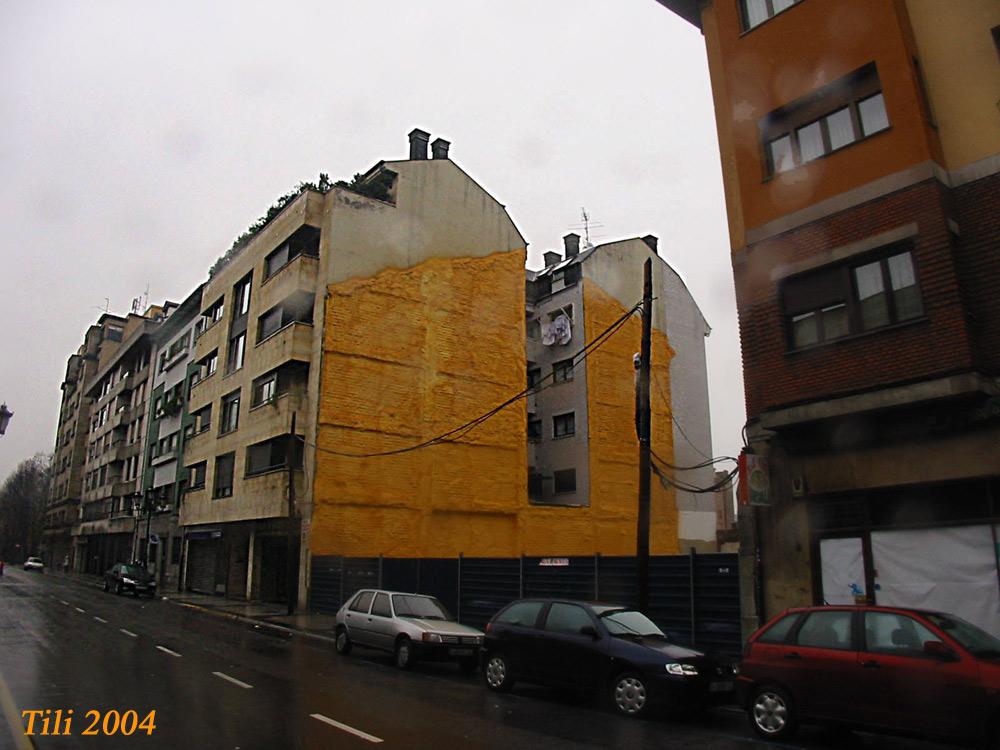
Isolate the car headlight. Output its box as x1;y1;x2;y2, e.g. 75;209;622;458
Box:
666;663;699;676
732;663;740;675
421;633;443;643
122;577;136;585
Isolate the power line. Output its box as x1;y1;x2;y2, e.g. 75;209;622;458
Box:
303;300;643;459
651;458;738;494
650;448;737;472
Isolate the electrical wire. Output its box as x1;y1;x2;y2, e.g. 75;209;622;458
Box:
650;448;737;472
302;299;643;459
651;458;738;494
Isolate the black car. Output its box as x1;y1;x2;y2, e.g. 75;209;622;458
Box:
104;563;157;597
481;599;738;718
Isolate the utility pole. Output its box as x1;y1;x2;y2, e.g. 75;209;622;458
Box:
636;258;653;613
286;411;298;616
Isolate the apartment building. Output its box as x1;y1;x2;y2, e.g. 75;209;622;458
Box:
42;315;126;570
657;0;1000;635
526;233;717;551
140;286;204;589
76;306;168;575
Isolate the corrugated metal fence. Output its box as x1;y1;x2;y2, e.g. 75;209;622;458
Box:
310;552;741;654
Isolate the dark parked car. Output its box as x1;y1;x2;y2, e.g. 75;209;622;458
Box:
104;563;156;597
739;605;1000;746
481;598;738;718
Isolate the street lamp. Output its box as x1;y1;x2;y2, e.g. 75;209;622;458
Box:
0;404;13;435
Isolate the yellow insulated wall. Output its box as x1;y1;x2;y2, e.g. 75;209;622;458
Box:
582;280;679;555
311;250;528;557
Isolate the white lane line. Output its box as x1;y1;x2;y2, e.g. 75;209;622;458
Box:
212;672;253;689
310;714;383;744
120;628;138;638
156;645;182;657
75;607;86;613
93;616;108;624
59;600;69;605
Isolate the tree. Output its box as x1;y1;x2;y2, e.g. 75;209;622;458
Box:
0;453;51;561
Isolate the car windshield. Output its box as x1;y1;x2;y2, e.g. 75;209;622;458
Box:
27;558;41;563
120;565;145;577
926;613;1000;658
391;595;452;621
599;609;666;638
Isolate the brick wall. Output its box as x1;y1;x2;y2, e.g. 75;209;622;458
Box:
952;172;1000;374
736;179;977;417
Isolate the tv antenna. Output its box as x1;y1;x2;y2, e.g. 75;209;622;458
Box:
569;207;605;246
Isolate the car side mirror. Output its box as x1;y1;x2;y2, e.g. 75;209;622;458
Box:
580;625;600;640
924;640;958;661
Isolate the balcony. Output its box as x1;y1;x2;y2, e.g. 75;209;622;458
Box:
253;321;313;368
259;253;318;310
112;479;137;497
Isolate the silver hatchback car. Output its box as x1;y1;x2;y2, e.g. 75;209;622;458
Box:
334;589;483;672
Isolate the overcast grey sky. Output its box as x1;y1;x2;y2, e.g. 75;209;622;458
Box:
0;0;743;481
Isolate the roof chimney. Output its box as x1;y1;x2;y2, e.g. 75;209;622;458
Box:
543;251;562;267
431;138;450;159
641;234;659;254
408;128;430;160
563;233;581;258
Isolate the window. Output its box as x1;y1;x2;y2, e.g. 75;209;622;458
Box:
544;603;594;635
257;295;314;343
189;462;207;490
233;274;252;318
246;435;302;476
796;610;853;650
526;319;541;340
858;93;889;137
528;417;542;441
527;367;542;389
212;453;235;499
783;248;922;349
220;390;240;435
497;601;544;627
553;358;574;383
761;63;889;176
864;612;940;656
199;297;224;335
742;0;798;31
263;227;320;280
196;351;218;382
554;469;576;493
251;372;278;407
226;332;245;374
553;412;575;438
350;591;374;614
371;593;392;618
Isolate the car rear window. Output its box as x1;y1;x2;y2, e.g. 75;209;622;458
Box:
796;610;853;650
496;601;544;627
350;591;375;613
757;613;800;644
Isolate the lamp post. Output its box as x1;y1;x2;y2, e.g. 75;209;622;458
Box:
0;403;13;435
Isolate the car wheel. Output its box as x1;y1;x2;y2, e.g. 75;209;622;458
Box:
115;581;123;595
483;653;515;692
395;637;414;670
459;655;478;675
749;685;798;741
103;580;110;593
611;672;650;718
335;628;352;656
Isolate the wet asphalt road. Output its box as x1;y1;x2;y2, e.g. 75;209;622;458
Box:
0;569;967;750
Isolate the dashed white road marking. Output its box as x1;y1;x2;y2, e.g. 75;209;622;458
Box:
59;600;69;605
74;607;86;613
93;616;108;624
120;628;138;638
212;672;253;689
156;645;181;657
310;714;383;744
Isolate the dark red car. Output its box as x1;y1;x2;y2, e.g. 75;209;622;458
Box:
738;605;1000;746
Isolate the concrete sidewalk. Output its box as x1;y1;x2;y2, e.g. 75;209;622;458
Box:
53;569;340;644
